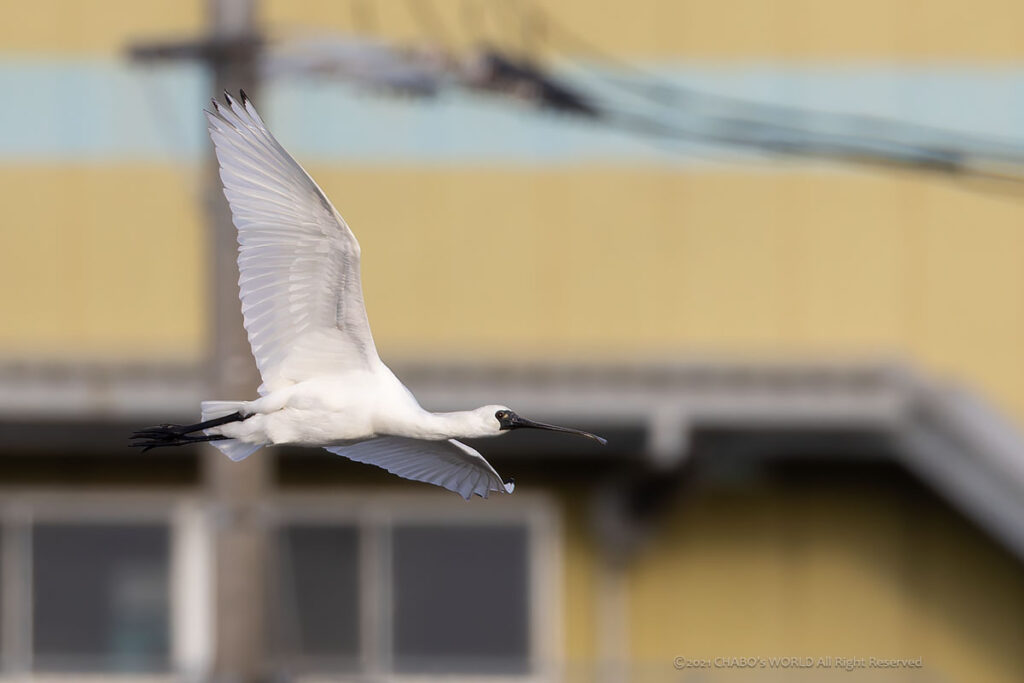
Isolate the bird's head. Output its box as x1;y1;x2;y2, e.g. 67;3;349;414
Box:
476;405;607;444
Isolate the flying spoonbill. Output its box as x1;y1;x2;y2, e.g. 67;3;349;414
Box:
131;91;605;499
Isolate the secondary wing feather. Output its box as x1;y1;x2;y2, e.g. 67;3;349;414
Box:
206;92;377;394
325;438;515;500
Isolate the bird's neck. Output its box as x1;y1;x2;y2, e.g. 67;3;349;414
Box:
407;410;490;440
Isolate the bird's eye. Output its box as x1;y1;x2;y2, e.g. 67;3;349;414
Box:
495;410;507;420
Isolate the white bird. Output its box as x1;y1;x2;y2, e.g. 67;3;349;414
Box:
132;90;605;499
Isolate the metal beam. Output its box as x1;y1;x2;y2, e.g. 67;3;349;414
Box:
8;356;1024;567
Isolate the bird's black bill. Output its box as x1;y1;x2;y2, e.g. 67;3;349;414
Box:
509;415;607;445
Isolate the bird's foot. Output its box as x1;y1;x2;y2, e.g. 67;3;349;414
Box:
130;425;229;452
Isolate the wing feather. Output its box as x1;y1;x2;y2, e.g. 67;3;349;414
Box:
325;438;515;500
206;92;377;395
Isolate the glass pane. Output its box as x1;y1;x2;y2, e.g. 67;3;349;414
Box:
272;524;360;670
32;523;170;672
392;524;529;674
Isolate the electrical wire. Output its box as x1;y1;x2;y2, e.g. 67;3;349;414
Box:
511;0;1024;184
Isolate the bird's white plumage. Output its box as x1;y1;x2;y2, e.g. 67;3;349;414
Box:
201;92;522;499
131;94;603;492
205;96;377;396
326;437;514;500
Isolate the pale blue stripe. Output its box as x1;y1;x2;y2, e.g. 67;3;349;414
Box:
633;64;1024;140
1;58;1024;164
264;82;696;164
0;58;207;162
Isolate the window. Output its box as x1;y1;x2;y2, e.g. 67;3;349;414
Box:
392;524;529;674
0;495;209;680
272;524;361;671
269;495;558;680
32;523;170;672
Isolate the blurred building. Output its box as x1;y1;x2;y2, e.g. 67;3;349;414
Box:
1;1;1024;682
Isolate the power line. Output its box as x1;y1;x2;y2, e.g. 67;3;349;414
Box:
510;0;1024;184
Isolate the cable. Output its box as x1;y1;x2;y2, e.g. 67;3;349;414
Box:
518;0;1024;179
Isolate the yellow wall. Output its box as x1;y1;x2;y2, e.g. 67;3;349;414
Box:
322;166;1024;417
4;162;1024;423
619;480;1024;682
4;0;1024;60
0;165;205;359
560;489;602;672
3;0;1022;415
264;0;1024;60
0;0;202;54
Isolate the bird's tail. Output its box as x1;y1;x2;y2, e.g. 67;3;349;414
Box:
200;401;265;461
200;400;248;422
131;401;263;461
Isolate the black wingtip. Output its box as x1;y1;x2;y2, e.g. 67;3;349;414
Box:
239;88;249;104
223;89;232;102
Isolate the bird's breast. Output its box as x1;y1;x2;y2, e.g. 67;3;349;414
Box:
254;370;419;445
263;408;377;445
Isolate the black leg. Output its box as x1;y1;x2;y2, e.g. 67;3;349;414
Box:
130;432;231;453
132;411;246;439
129;412;247;451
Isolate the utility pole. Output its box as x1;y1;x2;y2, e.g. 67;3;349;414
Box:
202;3;266;682
128;2;266;681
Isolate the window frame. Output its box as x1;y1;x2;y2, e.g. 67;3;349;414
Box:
0;490;211;683
267;490;563;683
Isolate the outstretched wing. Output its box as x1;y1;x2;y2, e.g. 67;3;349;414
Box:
325;438;515;500
206;92;377;395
